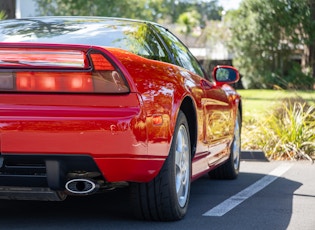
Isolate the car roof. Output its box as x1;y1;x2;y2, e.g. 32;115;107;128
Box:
0;16;162;28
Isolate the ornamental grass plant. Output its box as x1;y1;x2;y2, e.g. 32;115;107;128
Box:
242;97;315;162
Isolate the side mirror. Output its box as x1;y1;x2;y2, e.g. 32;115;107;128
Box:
212;65;240;86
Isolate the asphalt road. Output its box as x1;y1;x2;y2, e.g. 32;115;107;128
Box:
0;153;314;230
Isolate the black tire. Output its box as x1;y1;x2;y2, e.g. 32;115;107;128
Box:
130;111;191;221
208;110;241;180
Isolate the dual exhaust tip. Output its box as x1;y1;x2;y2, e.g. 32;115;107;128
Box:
65;178;100;195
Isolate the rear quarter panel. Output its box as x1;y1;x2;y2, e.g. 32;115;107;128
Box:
109;48;205;157
110;48;241;181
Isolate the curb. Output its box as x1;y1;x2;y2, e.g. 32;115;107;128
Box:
241;150;269;162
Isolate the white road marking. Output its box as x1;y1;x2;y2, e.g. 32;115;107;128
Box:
203;163;292;217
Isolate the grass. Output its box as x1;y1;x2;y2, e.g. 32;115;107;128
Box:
238;89;315;161
238;89;315;122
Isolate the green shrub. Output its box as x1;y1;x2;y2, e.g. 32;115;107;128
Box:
263;64;315;90
240;63;315;90
242;97;315;162
0;11;6;20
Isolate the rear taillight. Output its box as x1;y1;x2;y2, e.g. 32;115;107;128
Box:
90;53;115;71
0;47;129;93
0;49;89;68
89;52;129;93
16;72;93;92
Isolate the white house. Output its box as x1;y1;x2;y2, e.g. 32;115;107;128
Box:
16;0;38;18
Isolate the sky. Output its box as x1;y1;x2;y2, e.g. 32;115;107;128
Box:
218;0;242;10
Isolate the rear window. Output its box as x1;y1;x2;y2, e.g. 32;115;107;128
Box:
0;17;167;62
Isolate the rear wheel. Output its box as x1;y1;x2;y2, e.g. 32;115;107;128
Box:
130;110;191;221
208;110;241;179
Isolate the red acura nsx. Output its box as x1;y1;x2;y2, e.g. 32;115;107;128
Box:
0;17;242;221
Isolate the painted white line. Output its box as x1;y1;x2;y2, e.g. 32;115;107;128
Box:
203;163;292;217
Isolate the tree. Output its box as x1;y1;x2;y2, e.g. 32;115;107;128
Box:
308;0;315;82
226;0;315;89
35;0;223;24
177;10;201;43
35;0;174;22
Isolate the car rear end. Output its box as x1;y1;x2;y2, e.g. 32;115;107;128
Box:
0;43;163;200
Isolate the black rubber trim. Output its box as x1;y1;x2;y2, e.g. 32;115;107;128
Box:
0;154;101;189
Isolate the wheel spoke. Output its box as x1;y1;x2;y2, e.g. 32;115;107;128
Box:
175;124;190;208
233;118;240;169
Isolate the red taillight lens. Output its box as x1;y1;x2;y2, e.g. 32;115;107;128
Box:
90;52;129;93
0;47;130;93
16;72;93;92
13;71;129;93
90;53;115;71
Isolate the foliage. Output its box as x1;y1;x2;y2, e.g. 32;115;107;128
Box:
35;0;169;22
225;0;315;89
242;97;315;162
172;0;223;24
263;63;315;90
176;10;201;40
35;0;223;24
0;11;7;20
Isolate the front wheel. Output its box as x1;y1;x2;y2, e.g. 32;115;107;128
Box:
130;110;191;221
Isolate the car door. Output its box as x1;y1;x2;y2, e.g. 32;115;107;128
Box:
154;25;234;151
200;79;234;159
153;25;235;171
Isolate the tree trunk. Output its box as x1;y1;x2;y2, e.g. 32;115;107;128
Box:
0;0;16;19
310;1;315;82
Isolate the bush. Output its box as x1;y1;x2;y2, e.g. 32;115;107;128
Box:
240;62;315;90
242;97;315;162
264;64;315;90
0;11;6;20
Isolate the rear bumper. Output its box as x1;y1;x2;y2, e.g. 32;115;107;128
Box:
0;153;165;190
0;93;166;187
0;154;99;189
94;156;164;182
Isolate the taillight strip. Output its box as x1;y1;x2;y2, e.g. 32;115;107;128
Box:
0;44;131;94
0;49;88;68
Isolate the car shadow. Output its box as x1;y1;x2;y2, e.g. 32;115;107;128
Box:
188;171;302;230
0;165;302;230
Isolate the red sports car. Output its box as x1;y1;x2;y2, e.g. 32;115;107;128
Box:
0;17;241;221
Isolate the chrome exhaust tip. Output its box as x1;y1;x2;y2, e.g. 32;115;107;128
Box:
65;178;99;195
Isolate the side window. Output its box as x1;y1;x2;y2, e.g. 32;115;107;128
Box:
115;23;169;62
156;26;205;77
136;29;169;62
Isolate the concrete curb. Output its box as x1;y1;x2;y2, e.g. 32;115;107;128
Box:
241;150;269;162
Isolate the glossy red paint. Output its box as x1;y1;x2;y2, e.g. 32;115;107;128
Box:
0;44;178;182
0;43;240;183
0;92;162;181
106;48;239;181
